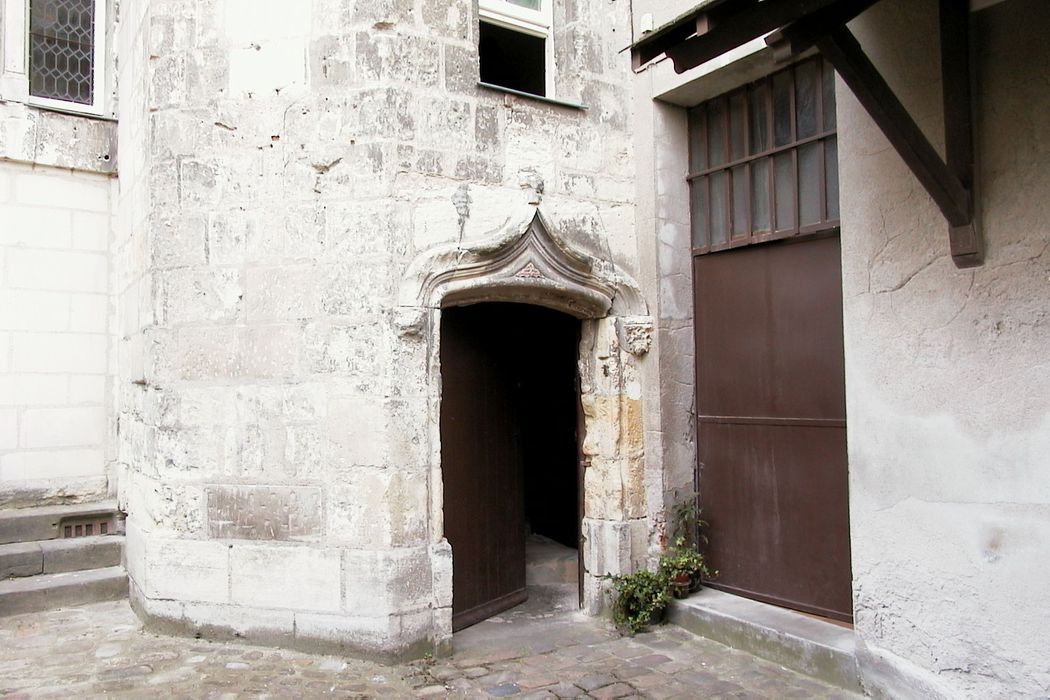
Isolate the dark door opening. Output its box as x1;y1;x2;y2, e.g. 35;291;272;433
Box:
440;302;581;632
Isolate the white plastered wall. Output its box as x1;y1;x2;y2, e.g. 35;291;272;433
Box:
840;1;1050;696
0;2;118;506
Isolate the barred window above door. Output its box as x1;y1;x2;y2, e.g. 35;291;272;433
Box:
28;0;98;107
688;57;839;253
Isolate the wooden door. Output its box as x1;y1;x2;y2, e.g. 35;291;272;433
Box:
441;305;527;631
694;234;852;621
441;303;582;630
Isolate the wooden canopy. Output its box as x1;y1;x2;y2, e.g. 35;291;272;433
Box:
633;0;983;268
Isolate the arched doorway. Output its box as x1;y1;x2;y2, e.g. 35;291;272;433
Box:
397;209;654;644
440;302;581;631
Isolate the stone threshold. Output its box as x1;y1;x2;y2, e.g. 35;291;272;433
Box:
668;588;864;694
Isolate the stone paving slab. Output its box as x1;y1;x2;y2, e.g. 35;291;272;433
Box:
0;600;862;698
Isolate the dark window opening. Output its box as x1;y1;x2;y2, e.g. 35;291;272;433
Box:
479;21;546;97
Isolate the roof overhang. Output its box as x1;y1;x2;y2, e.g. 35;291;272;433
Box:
632;0;985;269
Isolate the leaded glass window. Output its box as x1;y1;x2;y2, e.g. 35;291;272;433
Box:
29;0;96;106
688;57;839;253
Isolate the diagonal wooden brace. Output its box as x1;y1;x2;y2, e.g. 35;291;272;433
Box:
813;5;982;267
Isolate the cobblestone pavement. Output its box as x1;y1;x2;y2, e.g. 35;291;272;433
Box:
0;596;859;699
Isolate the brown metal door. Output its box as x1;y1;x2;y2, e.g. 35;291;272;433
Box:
694;234;852;621
440;305;528;631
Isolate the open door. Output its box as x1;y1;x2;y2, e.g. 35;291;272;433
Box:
440;302;580;631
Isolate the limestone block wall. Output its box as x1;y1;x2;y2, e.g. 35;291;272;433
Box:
0;99;117;508
840;1;1050;696
116;0;644;658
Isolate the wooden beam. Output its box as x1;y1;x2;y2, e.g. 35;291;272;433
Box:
764;0;883;63
665;0;846;74
815;27;972;230
940;0;983;267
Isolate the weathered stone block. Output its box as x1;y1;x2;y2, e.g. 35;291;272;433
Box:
326;397;428;469
145;537;229;604
224;0;311;42
343;547;432;613
155;325;241;381
155;426;222;478
320;260;396;318
207;485;323;542
443;43;478;94
181;600;295;640
431;540;453;608
304;322;388;389
229;40;308;96
422;0;469;39
356;32;439;88
326;467;428;547
324;200;409;259
230;543;341;612
246;265;322;321
157;267;242;326
583;456;625;520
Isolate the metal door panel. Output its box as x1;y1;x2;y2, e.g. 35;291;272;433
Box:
694;234;852;621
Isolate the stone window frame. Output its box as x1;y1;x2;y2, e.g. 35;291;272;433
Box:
479;0;556;99
0;0;107;116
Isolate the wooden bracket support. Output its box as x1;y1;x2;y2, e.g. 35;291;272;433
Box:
663;0;848;74
809;2;981;267
634;0;982;267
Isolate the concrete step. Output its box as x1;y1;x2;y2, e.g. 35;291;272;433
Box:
0;500;120;545
0;535;124;580
669;588;863;694
0;566;127;617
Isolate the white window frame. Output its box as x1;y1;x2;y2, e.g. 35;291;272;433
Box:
0;0;107;116
479;0;556;98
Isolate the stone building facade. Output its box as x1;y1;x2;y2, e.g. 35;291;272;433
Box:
1;0;1048;696
108;0;664;660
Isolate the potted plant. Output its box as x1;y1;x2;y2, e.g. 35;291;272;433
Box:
658;537;712;598
604;569;672;635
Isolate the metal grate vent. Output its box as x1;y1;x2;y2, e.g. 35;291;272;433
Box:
28;0;96;105
61;518;111;538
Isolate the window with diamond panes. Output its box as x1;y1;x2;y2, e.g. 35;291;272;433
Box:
688;57;839;253
29;0;96;106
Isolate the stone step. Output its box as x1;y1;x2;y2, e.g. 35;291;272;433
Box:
0;566;128;617
668;588;863;694
525;535;579;586
0;535;124;580
0;500;121;545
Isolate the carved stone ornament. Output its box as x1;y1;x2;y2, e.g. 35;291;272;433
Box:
398;209;647;320
618;316;654;356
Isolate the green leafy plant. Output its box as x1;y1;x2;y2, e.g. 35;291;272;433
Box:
658;536;713;598
604;569;671;635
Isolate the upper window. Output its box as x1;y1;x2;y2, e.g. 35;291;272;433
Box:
688;57;839;254
479;0;554;98
27;0;105;114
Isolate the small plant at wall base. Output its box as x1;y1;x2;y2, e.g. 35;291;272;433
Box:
604;495;717;635
604;569;672;635
658;536;714;599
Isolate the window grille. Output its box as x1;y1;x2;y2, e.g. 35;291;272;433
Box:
688;57;839;253
28;0;96;106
